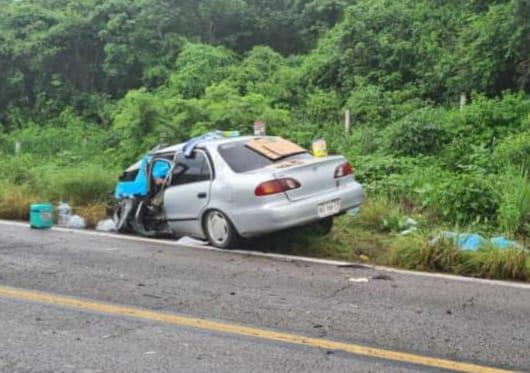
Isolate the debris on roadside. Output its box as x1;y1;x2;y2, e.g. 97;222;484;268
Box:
337;264;367;269
349;277;370;283
371;274;393;281
57;201;72;227
400;218;418;235
96;219;116;232
431;232;522;252
68;215;86;229
29;203;54;230
348;273;394;284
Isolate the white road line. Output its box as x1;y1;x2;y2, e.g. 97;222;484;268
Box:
1;219;529;290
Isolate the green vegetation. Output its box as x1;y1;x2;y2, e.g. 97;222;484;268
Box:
0;0;529;280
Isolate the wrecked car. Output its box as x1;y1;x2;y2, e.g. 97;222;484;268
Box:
113;134;364;249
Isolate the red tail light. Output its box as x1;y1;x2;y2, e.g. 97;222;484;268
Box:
255;178;301;196
334;162;354;178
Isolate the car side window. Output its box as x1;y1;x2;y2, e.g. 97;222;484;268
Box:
170;151;211;186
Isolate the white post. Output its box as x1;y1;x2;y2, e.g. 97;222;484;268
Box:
460;93;467;111
14;141;21;155
344;109;351;134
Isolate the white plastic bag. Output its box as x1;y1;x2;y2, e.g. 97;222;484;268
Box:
67;215;86;229
96;219;116;232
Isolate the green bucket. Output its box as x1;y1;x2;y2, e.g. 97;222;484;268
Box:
30;203;54;229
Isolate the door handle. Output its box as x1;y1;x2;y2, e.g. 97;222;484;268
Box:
197;192;207;199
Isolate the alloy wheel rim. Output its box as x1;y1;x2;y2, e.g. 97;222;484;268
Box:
208;212;229;245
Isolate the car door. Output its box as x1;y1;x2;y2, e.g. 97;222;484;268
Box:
163;150;213;237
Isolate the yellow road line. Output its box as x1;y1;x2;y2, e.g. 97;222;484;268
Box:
0;285;515;373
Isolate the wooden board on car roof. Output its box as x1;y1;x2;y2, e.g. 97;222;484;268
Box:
245;137;306;160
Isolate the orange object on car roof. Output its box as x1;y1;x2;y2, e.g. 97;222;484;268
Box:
245;137;307;160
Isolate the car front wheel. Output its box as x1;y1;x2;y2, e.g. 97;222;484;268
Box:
204;210;240;249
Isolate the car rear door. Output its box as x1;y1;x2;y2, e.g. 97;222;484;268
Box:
163;150;212;236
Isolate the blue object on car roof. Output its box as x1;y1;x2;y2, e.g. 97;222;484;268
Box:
183;131;225;158
115;131;237;198
435;232;521;252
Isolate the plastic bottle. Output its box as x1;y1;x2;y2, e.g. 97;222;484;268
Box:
57;201;72;227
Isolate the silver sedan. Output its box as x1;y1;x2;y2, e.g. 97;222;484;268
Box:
115;136;364;249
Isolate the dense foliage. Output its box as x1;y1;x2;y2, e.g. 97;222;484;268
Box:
1;0;529;241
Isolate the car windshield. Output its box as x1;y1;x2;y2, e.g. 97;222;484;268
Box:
218;141;311;173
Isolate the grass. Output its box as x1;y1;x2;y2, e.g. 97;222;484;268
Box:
253;197;530;282
0;175;528;282
36;165;116;205
497;168;530;237
0;183;40;220
75;203;109;229
389;233;529;281
0;163;116;224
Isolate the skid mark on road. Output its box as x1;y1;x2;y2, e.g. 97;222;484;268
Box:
0;285;516;373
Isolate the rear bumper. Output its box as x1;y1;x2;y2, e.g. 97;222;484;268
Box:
232;181;364;238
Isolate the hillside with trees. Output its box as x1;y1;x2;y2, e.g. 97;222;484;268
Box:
1;0;529;279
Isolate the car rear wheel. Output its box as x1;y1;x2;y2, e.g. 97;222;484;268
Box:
314;217;334;236
204;210;240;249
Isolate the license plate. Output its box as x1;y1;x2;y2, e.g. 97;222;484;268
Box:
318;199;341;218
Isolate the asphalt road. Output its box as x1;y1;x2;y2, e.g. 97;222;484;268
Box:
0;223;529;372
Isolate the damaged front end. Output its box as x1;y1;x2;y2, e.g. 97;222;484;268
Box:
113;147;173;237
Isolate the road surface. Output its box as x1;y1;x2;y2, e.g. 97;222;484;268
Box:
0;222;528;372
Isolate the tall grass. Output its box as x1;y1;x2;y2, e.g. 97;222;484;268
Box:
497;168;530;237
389;235;462;273
462;245;529;281
0;163;117;221
35;164;117;205
0;183;40;220
390;233;529;281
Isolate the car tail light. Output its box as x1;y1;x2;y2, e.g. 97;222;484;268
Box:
334;162;354;178
255;178;301;196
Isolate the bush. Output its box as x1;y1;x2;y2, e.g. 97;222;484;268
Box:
462;247;529;281
493;130;530;173
0;155;35;184
455;93;530;145
36;165;117;206
442;139;494;173
389;235;462;273
0;183;40;220
75;203;109;228
497;168;530;236
426;172;499;225
387;108;450;156
390;234;529;281
357;198;405;233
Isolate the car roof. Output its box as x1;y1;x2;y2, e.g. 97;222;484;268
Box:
153;136;265;155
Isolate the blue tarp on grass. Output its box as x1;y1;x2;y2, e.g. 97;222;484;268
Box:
436;232;521;252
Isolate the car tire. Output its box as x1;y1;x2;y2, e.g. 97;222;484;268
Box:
315;217;334;236
203;210;241;249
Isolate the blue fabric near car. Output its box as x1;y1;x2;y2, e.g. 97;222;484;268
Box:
490;236;519;250
152;160;171;180
183;132;224;158
114;157;172;199
116;132;225;198
114;157;149;198
438;232;520;251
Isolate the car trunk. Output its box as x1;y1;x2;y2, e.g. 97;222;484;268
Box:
272;156;346;202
